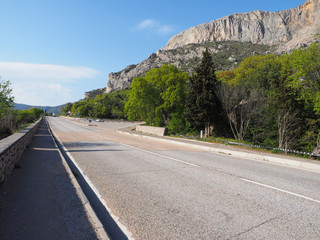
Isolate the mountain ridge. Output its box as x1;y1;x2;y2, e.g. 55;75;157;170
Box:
104;0;320;93
14;103;65;115
163;0;320;51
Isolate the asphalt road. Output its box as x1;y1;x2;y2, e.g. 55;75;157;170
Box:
47;117;320;240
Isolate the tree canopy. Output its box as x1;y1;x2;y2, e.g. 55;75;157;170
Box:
58;42;320;157
185;48;224;137
0;80;14;114
124;64;189;133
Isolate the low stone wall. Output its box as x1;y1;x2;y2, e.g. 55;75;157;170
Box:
135;125;168;136
0;118;42;188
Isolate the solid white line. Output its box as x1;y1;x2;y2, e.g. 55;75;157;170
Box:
47;119;135;240
123;143;201;168
241;178;320;204
90;132;200;168
45;119;110;240
62;150;136;240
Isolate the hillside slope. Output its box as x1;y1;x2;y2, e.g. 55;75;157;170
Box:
106;41;274;92
14;103;65;115
163;0;320;52
105;0;319;93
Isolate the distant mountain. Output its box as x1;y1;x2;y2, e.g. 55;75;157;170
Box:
106;41;274;92
14;103;65;115
104;0;320;93
84;87;106;99
163;0;320;52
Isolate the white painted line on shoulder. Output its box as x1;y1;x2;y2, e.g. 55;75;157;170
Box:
124;143;201;168
241;178;320;204
45;119;110;240
47;119;135;240
62;150;136;240
90;132;201;168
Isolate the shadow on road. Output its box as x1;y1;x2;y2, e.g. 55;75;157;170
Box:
52;135;129;240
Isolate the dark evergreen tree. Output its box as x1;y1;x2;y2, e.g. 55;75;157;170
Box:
185;48;224;137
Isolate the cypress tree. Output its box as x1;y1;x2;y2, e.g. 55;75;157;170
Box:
186;48;223;137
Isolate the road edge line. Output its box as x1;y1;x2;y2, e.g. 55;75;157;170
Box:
45;119;110;240
116;130;320;174
47;118;135;240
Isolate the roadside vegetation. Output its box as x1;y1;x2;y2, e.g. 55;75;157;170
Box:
60;42;320;156
0;80;45;139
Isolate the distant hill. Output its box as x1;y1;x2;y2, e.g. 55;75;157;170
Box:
105;0;320;93
105;41;274;92
14;103;65;115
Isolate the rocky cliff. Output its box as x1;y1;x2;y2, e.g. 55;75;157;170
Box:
106;41;274;92
84;87;106;99
106;0;320;93
163;0;320;51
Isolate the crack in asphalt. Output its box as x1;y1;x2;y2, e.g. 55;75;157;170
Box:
228;216;278;239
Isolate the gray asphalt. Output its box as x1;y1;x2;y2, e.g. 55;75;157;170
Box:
48;117;320;240
0;119;100;240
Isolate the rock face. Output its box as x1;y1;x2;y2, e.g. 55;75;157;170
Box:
106;42;273;92
84;87;106;99
106;0;320;93
106;47;210;92
163;0;320;51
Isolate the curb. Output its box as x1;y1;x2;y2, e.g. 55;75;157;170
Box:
116;130;320;174
46;119;110;240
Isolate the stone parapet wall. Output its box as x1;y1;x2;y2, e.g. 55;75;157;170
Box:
135;125;168;136
0;118;42;188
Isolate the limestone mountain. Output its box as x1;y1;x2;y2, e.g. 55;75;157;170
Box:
106;42;274;92
164;0;320;52
84;87;106;99
105;0;320;93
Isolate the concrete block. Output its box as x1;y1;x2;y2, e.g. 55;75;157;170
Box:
136;125;168;136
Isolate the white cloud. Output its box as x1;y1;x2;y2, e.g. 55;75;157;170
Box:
0;62;101;106
0;62;100;82
137;19;158;30
136;19;175;36
157;25;175;35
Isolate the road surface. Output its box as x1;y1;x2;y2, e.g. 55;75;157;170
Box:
47;117;320;240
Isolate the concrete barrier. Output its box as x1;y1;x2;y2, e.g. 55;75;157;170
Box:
0;118;42;188
135;125;168;136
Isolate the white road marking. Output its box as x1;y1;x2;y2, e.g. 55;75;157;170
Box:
47;120;135;240
123;143;201;168
241;178;320;204
63;120;320;204
90;132;201;168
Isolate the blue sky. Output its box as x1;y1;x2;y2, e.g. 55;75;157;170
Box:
0;0;305;106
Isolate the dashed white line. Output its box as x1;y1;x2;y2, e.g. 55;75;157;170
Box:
241;178;320;204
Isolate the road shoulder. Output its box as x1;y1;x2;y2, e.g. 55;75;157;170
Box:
0;119;108;240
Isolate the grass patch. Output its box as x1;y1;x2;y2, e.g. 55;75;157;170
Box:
169;133;318;160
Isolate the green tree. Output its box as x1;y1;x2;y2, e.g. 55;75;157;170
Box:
124;64;189;133
71;100;90;117
125;76;157;124
0;80;15;138
266;57;303;151
67;89;129;120
0;80;14;113
185;49;223;137
60;102;73;116
108;89;129;119
286;43;320;112
16;108;44;125
283;43;320;155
